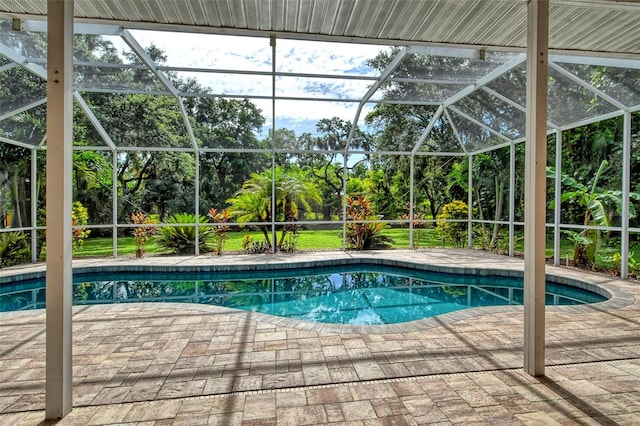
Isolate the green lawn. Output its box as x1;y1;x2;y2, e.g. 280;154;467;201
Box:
74;227;452;257
72;226;636;273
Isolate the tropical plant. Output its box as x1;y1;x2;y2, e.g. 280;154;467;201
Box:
548;159;640;265
345;195;392;250
72;201;91;251
400;205;425;248
0;231;30;268
610;251;638;275
227;166;321;251
208;208;230;255
562;230;593;267
155;213;214;255
130;211;157;258
436;200;468;248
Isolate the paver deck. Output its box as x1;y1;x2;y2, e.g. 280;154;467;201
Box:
1;249;639;425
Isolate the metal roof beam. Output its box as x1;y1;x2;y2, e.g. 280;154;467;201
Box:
469;139;514;156
0;62;17;73
549;54;640;70
0;42;47;79
345;47;408;151
0;97;46;121
447;106;515;144
481;86;560;130
19;19;122;35
73;91;117;150
443;54;527;107
549;62;629;111
0;135;38;150
444;108;468;155
411;105;445;154
407;45;484;59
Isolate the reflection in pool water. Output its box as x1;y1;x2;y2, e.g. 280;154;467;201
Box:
0;265;607;325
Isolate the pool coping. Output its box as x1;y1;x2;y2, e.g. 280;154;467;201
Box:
0;249;635;334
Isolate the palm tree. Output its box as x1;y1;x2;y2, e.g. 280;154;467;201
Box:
227;165;321;250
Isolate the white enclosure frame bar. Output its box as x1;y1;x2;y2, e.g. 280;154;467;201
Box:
120;29;199;151
30;149;37;262
553;130;562;265
509;142;516;257
621;112;631;279
0;97;47;121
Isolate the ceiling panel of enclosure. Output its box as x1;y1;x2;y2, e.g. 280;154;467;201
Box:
0;1;640;154
2;1;640;56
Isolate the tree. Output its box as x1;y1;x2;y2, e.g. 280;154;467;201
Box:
188;96;267;210
548;159;640;265
364;48;463;220
227;166;321;250
296;117;371;220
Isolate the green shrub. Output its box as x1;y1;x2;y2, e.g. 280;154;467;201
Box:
72;201;91;251
208;208;230;255
436;200;468;248
345;195;393;250
0;231;30;268
155;213;215;255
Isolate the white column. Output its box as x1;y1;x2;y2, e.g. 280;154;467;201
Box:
468;155;473;248
524;0;549;377
45;0;74;419
112;151;118;257
621;112;631;279
31;149;37;262
409;155;415;249
509;143;515;257
553;130;562;265
195;150;200;256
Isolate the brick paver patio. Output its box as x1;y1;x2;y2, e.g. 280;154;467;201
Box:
1;249;639;424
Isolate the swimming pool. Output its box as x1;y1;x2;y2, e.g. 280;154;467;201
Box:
0;264;608;324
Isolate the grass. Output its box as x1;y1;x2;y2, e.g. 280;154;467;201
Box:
71;225;639;275
74;226;454;257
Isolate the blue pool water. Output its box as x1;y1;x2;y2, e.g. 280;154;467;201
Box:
0;265;607;325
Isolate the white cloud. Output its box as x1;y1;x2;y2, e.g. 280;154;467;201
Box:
127;30;387;135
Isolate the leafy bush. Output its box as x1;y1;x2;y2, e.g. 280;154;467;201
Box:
436;200;468;248
72;201;91;251
131;211;157;258
241;234;271;254
208;208;230;255
155;213;214;255
0;231;30;268
345;195;393;250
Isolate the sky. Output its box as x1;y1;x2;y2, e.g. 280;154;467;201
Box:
121;30;389;138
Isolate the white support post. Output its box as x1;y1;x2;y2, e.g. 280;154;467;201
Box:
554;130;562;266
31;149;37;262
409;154;415;249
468;155;473;248
621;112;631;279
45;0;74;419
270;34;277;254
509;143;515;257
112;152;118;257
195;150;200;256
524;0;549;377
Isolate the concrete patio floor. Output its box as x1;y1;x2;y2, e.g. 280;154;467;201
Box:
0;249;639;425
